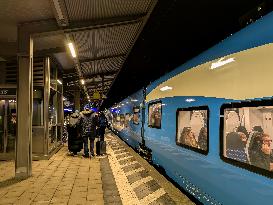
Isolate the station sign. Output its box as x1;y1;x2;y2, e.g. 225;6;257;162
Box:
0;88;16;96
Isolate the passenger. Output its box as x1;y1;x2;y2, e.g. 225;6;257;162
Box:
98;112;108;142
246;126;264;162
249;133;273;171
79;108;98;158
198;127;207;150
67;110;81;155
236;126;249;140
226;132;248;163
180;127;199;148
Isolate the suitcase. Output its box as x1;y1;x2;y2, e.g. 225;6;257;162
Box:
96;141;106;155
69;138;83;154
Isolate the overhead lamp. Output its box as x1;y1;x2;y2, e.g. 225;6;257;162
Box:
68;42;77;58
210;57;235;70
57;79;62;85
63;97;66;101
81;79;85;85
185;98;195;103
160;86;173;92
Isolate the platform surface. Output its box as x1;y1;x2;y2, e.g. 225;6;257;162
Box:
0;131;194;205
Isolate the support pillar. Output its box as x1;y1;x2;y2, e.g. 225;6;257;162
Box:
44;57;50;156
16;37;33;178
74;90;80;111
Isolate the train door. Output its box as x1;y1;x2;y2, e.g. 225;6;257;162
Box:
0;99;16;158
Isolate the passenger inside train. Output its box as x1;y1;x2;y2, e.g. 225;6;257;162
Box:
223;106;273;171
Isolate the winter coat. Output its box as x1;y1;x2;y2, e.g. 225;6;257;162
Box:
80;111;98;139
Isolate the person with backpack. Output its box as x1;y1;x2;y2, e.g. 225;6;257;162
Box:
79;108;98;158
98;112;108;142
95;112;108;156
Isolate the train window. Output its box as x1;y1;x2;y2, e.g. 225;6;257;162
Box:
133;106;140;125
125;113;130;128
220;99;273;178
148;101;162;129
176;106;209;155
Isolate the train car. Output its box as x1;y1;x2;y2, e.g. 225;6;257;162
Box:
109;11;273;205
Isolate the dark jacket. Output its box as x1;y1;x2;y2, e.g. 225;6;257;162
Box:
226;132;248;163
250;151;270;170
80;111;98;139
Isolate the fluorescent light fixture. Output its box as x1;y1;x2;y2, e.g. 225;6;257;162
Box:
68;42;76;58
185;98;195;102
210;57;235;70
81;79;85;85
160;86;173;92
131;99;138;102
57;79;62;84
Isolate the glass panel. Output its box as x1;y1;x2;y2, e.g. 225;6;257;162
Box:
0;100;5;152
177;108;208;153
48;89;57;150
33;88;43;126
133;106;140;125
148;102;162;128
6;100;16;153
223;106;273;171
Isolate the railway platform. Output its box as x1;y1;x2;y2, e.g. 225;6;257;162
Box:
0;131;194;205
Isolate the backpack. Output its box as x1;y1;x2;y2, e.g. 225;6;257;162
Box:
99;116;107;127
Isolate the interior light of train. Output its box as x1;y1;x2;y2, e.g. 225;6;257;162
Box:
210;57;235;70
81;79;85;85
185;98;195;102
68;42;77;58
160;86;173;91
57;79;62;84
64;108;72;112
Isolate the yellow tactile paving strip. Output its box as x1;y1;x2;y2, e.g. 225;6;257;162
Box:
105;132;195;205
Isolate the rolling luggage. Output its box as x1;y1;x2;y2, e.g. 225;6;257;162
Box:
96;141;106;155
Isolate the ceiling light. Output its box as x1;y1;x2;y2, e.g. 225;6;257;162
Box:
210;57;235;70
81;79;85;85
160;86;173;91
185;98;195;102
131;99;138;102
68;42;76;58
57;79;62;85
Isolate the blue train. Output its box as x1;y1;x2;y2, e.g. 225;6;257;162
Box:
107;11;273;205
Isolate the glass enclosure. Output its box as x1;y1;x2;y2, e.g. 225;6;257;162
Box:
0;99;16;155
33;88;43;126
